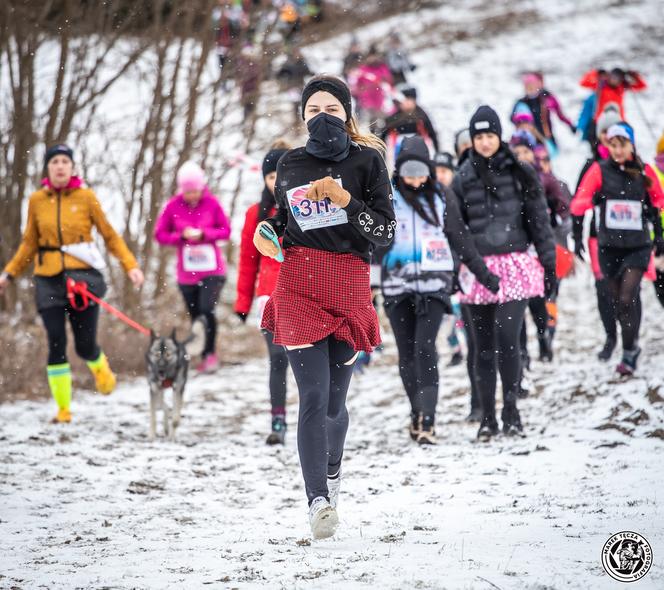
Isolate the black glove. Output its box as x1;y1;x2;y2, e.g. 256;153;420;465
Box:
654;237;664;257
544;269;558;299
480;272;501;294
574;239;586;261
235;312;248;323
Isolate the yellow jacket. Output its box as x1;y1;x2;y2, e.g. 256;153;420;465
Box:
4;178;138;278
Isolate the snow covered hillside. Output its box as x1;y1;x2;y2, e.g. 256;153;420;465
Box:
2;0;664;588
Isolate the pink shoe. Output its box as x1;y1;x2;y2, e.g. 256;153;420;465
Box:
196;353;219;374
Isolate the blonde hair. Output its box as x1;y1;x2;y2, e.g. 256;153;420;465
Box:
346;116;386;158
270;138;292;150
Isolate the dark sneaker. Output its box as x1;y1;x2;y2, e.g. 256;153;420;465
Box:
501;404;525;437
417;415;437;445
266;415;286;445
598;335;617;361
477;416;499;441
409;412;421;441
616;346;641;376
538;334;553;362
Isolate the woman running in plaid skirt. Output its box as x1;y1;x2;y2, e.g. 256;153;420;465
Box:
254;75;396;539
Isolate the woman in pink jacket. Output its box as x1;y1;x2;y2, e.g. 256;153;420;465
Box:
348;46;394;132
155;161;231;372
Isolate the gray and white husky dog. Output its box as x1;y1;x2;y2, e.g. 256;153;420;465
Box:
145;317;206;441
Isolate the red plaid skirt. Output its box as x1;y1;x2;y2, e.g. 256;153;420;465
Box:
261;246;381;353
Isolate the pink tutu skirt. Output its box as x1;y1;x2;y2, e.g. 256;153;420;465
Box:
459;251;544;305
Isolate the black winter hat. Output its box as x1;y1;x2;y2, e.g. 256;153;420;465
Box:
434;151;456;171
401;86;417;100
469;105;502;140
44;144;74;167
262;148;288;178
395;136;433;178
301;75;353;122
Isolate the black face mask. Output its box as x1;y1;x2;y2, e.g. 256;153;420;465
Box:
305;112;351;162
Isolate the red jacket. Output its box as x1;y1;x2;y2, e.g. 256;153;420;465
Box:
234;202;282;314
579;69;647;121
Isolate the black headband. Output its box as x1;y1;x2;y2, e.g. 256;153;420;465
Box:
301;78;353;122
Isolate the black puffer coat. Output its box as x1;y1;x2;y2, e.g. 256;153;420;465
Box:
451;144;556;273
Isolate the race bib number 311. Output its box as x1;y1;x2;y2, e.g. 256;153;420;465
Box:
287;179;348;232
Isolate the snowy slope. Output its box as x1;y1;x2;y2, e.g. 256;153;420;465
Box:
1;272;663;590
2;0;664;588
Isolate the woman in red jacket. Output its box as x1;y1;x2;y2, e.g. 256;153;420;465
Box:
571;122;664;375
235;144;291;445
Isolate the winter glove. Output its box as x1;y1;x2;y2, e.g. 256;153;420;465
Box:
480;272;501;294
574;239;586;261
253;221;281;259
544;269;558;299
654;237;664;257
305;176;351;208
235;312;248;323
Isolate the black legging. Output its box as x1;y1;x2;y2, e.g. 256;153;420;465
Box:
654;270;664;309
40;304;101;365
596;278;617;339
387;297;446;420
607;268;643;351
461;304;480;412
179;276;225;356
262;330;289;415
286;337;356;504
467;299;528;421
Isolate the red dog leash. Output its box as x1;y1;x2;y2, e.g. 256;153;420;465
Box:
66;277;151;336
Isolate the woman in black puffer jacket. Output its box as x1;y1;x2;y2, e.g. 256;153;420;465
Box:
451;105;556;441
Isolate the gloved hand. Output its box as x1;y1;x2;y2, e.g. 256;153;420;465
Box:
305;176;351;208
253;221;281;259
574;239;586;261
654;237;664;257
481;272;501;294
544;269;558;299
235;312;248;323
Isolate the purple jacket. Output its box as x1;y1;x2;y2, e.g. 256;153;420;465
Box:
154;188;231;284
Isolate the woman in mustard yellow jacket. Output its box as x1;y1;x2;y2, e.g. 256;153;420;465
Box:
0;145;144;423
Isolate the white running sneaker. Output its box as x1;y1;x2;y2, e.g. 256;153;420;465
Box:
327;470;341;509
308;496;339;540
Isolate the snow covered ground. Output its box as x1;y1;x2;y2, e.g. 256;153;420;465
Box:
1;268;663;589
2;0;664;588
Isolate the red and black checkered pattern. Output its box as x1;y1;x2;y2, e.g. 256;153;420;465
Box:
261;246;381;353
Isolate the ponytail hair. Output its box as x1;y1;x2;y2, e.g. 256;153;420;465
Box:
346;116;387;158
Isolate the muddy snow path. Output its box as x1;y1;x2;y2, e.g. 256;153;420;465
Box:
1;268;663;590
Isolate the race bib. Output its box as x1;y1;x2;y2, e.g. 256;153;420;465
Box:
605;200;642;231
287;179;348;232
183;244;217;272
420;236;454;271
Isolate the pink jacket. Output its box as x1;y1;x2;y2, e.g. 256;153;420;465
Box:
350;63;393;111
154;188;231;284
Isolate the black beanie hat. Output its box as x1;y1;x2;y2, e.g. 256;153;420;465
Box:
44;144;74;168
469;105;502;140
262;148;288;178
301;76;353;122
395;136;434;178
434;151;456;171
